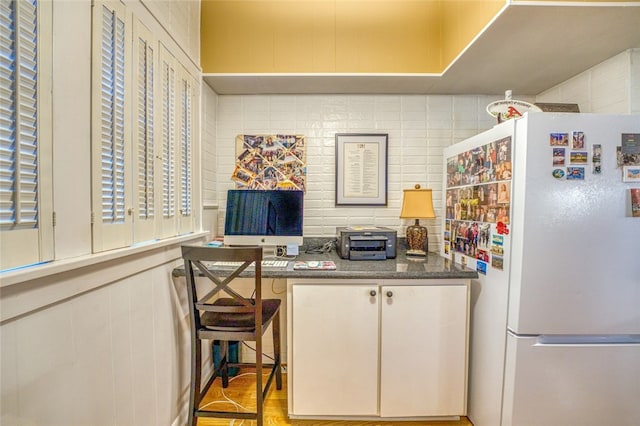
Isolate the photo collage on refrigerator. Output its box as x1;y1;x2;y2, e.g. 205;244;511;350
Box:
549;131;591;179
444;136;512;274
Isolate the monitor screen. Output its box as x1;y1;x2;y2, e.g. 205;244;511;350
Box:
223;189;304;247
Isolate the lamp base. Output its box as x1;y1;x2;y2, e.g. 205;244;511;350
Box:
405;219;428;257
406;248;427;257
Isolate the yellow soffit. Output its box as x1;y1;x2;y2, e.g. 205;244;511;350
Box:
201;1;640;95
200;0;640;75
200;0;508;74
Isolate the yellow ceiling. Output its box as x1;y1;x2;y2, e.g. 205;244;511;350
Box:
200;0;505;73
201;1;640;95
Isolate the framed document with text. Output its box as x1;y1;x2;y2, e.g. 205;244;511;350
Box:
335;133;388;206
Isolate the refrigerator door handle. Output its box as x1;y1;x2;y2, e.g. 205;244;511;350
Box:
536;334;640;345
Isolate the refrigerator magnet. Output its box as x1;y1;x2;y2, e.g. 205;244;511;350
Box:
630;188;640;217
552;168;565;179
566;167;585;180
550;133;569;146
477;260;487;275
572;131;585;149
477;249;490;262
490;234;504;256
491;255;504;271
623;166;640;182
592;144;602;174
553;148;565;166
569;151;588;164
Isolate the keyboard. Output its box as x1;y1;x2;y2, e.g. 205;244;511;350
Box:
207;260;290;268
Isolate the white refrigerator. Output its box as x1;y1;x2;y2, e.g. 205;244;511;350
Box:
441;113;640;426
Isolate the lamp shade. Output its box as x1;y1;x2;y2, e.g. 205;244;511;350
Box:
400;186;436;219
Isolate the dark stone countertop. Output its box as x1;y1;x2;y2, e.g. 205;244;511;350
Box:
276;250;477;280
173;238;478;281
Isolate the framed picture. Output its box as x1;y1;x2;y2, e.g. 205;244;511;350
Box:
335;133;388;205
622;165;640;182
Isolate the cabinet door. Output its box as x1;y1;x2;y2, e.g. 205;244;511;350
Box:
380;284;468;417
291;284;379;416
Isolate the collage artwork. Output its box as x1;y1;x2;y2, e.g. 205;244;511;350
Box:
232;134;307;191
444;136;512;272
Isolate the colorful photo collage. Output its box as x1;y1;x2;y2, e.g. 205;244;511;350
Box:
444;136;512;271
550;131;591;179
232;134;307;191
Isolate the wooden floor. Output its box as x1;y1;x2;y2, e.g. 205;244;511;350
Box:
196;369;473;426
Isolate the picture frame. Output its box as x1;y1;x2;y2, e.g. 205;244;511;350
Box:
335;133;388;206
622;165;640;182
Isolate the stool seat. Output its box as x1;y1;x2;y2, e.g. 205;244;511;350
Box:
201;298;281;332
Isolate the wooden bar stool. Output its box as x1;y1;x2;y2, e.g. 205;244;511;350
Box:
181;245;282;426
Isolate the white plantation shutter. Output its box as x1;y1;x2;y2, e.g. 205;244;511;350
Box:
88;3;198;251
100;5;126;223
132;20;156;243
176;67;195;234
158;43;177;237
0;0;53;270
91;1;132;252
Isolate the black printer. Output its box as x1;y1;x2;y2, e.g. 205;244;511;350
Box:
336;226;397;260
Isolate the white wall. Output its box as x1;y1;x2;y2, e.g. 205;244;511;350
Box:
1;1;203;425
536;48;640;114
201;83;219;239
630;48;640;114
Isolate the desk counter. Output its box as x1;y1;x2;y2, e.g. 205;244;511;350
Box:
172;243;476;422
173;250;477;280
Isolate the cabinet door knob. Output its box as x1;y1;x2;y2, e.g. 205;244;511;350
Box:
369;290;377;297
386;291;393;298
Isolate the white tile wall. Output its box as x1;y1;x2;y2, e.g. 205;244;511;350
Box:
210;94;502;251
631;49;640;114
202;83;218;205
536;48;640;114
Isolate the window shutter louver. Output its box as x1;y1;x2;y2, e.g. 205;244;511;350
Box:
161;51;175;221
180;76;192;218
175;66;195;235
91;1;132;252
1;0;53;270
136;34;154;220
0;0;38;229
100;5;126;223
132;20;157;243
0;1;17;228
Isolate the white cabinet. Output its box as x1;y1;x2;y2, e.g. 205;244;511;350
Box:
290;283;379;416
288;278;469;420
380;283;468;417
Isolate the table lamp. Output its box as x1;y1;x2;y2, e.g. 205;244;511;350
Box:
400;184;436;256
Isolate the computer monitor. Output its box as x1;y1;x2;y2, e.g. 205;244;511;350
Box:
223;189;304;247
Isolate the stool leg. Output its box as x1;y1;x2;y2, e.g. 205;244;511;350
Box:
221;340;229;388
189;337;201;426
273;311;282;390
256;331;263;426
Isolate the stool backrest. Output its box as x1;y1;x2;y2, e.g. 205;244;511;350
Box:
181;245;263;335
